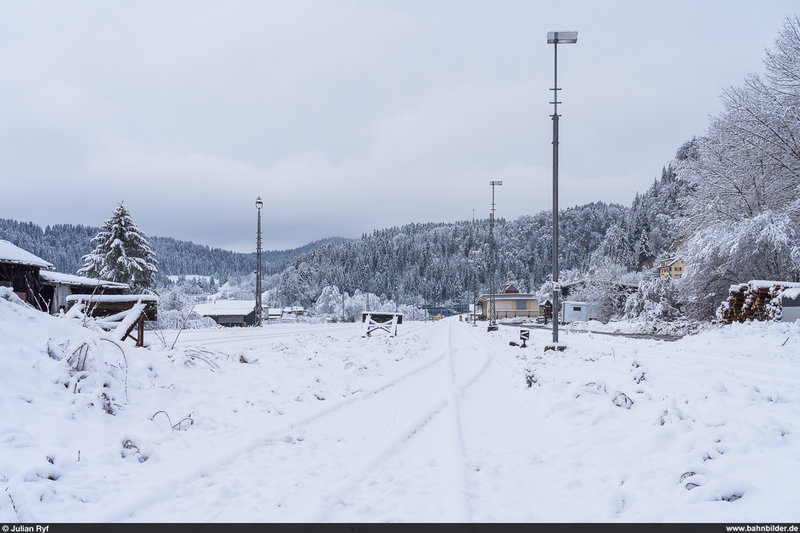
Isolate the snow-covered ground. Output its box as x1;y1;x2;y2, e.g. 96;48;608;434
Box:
1;289;799;523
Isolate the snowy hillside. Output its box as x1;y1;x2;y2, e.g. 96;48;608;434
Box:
1;288;798;522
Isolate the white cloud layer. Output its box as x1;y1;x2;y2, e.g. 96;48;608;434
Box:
0;0;796;251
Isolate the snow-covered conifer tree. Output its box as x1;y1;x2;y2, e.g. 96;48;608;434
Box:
78;202;158;293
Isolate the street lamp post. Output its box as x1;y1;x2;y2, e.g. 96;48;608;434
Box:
488;180;502;332
469;249;480;327
546;30;577;348
255;196;263;327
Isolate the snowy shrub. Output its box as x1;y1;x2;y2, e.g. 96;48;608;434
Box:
153;308;217;330
311;286;427;322
624;273;682;321
49;337;131;415
314;285;343;319
678;211;800;320
569;258;639;321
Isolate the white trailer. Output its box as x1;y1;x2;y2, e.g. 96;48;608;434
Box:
560;301;598;323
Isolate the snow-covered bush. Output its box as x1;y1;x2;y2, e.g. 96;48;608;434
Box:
152;286;217;330
314;285;343;319
312;285;427;322
624;273;682;321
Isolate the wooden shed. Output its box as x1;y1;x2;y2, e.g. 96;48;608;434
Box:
66;293;159;321
0;240;54;311
39;270;129;315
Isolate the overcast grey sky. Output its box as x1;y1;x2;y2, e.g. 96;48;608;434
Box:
1;1;796;252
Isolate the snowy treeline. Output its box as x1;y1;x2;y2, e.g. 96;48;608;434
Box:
676;16;800;319
265;202;628;308
593;161;689;271
0;218;334;281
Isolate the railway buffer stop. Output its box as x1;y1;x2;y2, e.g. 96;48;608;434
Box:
362;312;403;337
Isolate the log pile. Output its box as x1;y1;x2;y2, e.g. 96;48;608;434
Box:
718;280;800;323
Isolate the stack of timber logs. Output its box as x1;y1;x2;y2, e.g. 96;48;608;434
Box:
719;280;800;324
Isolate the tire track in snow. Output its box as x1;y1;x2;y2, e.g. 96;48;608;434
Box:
312;320;490;521
166;321;428;349
101;338;449;522
441;320;473;521
166;323;356;348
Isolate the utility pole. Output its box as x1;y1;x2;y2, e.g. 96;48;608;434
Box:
365;262;370;312
469;240;480;327
488;180;502;332
255;197;263;327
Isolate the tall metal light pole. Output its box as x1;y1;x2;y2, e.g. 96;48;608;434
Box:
547;30;577;347
255;196;263;327
488;180;502;332
469;249;480;327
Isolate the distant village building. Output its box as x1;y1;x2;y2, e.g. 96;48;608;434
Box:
195;300;257;327
475;282;539;320
266;307;284;321
0;240;54;311
658;258;685;279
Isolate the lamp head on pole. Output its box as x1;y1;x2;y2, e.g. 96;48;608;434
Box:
256;196;263;210
547;31;578;44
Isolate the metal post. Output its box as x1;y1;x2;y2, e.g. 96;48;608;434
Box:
552;41;559;344
255;196;263;327
365;263;370;312
550;39;561;345
488;180;502;332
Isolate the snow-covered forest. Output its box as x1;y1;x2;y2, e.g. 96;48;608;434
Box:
0;217;340;286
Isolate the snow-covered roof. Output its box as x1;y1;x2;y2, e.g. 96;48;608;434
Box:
729;280;800;292
40;271;129;289
0;240;54;269
66;294;158;303
500;283;520;294
194;300;256;317
781;287;800;300
477;293;537;302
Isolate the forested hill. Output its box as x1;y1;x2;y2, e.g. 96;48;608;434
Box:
0;218;344;280
267;201;632;307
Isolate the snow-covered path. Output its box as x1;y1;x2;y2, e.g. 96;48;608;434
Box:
2;299;799;523
102;320;521;522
